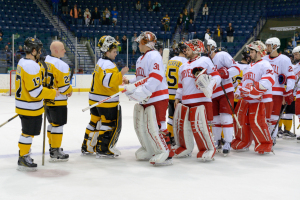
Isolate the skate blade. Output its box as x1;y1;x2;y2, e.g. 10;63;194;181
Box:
174;153;192;158
232;148;249;152
223;153;229;157
96;154;118;159
282;137;296;140
17;165;37;172
81;152;94;156
152;159;173;166
49;158;69;162
136;158;151;161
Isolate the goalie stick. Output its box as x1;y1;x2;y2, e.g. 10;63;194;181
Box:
82;76;150;112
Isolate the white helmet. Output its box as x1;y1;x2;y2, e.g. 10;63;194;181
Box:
207;39;217;49
135;31;157;50
265;37;281;50
292;46;300;54
246;40;267;56
98;35;119;53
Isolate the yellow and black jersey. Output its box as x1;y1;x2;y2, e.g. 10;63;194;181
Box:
89;58;123;108
233;62;248;102
165;56;188;100
44;55;73;106
15;58;56;116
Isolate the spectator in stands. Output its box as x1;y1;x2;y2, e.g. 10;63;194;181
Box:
202;3;208;22
214;24;223;44
132;33;138;55
147;1;153;12
121;35;127;54
188;19;196;40
77;8;83;25
189;8;194;21
295;33;300;46
92;7;101;26
115;36;121;53
292;38;297;47
84;8;91;26
61;0;68;15
0;27;3;42
183;9;190;32
111;7;118;26
4;45;11;66
204;28;212;47
70;4;78;24
52;0;59;15
287;41;294;50
226;23;234;43
103;8;111;25
136;1;142;11
162;14;170;31
16;46;25;63
17;46;24;54
177;13;183;30
153;2;161;12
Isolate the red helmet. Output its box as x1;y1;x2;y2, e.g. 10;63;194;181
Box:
185;39;205;54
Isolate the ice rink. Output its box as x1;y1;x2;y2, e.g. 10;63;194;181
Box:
0;93;300;200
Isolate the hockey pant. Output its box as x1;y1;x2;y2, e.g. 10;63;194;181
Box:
82;105;122;155
173;103;216;160
133;104;174;164
232;100;273;153
46;106;67;148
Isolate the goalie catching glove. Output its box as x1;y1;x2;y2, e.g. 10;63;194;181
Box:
194;69;216;99
125;85;152;103
283;89;294;105
240;82;267;100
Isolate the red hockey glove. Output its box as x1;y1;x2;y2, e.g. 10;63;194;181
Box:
217;67;229;79
240;82;267;100
283;90;294;105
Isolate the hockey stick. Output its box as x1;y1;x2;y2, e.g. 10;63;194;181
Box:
82;76;150;112
271;76;300;136
220;82;242;129
0;114;18;128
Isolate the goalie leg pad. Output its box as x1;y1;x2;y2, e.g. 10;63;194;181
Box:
134;104;154;160
86;120;101;153
190;105;216;161
231;99;252;150
144;106;169;164
108;105;122;156
249;103;273;154
173;103;194;158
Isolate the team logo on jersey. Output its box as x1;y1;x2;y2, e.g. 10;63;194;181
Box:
181;69;195;80
136;67;145;77
243;72;255;81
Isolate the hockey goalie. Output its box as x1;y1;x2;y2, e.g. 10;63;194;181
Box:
232;41;275;154
123;31;173;166
173;39;221;161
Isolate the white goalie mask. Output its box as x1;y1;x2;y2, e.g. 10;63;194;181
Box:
246;40;267;56
98;35;119;53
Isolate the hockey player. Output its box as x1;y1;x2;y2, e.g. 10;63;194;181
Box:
233;48;251;108
292;46;300;142
206;39;241;156
262;37;295;145
232;41;275;154
123;31;173;166
16;37;59;171
165;41;188;146
81;36;129;157
45;41;73;162
174;39;221;161
279;49;297;139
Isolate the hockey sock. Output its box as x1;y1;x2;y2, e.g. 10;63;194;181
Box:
47;124;52;147
282;119;293;131
278;119;283;129
220;113;234;143
18;133;34;156
50;123;63;148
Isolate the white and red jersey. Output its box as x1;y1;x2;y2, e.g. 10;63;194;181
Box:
262;54;295;95
129;50;168;104
237;59;275;103
211;51;240;98
175;56;221;104
294;62;300;98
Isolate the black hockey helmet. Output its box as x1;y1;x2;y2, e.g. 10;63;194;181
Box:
176;41;187;54
215;47;228;53
24;37;43;54
283;49;293;58
241;48;251;60
155;41;163;51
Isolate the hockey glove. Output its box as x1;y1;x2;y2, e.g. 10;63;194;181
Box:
217;67;229;79
195;74;216;99
283;89;294;105
278;74;287;85
125;85;152;103
240;82;267;100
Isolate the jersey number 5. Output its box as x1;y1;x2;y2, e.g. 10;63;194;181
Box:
167;68;177;87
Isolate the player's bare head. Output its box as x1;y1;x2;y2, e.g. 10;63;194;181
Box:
136;31;157;53
247;41;266;62
293;46;300;62
105;48;118;60
50;41;65;58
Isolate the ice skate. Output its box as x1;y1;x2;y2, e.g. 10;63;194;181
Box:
153;157;173;166
49;147;69;162
17;153;37;172
222;142;231;157
277;128;284;138
215;140;222;153
197;150;215;162
81;145;94;156
96;147;120;158
282;130;296;140
149;151;169;165
135;147;153;161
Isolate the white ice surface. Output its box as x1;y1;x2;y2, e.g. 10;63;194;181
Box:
0;93;299;200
